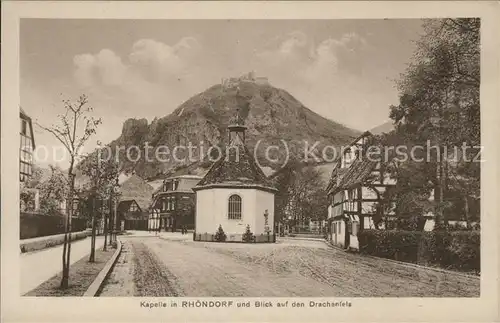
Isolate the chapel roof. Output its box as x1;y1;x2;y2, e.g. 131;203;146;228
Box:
194;106;276;192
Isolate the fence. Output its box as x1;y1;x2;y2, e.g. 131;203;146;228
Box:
193;232;277;243
20;212;87;239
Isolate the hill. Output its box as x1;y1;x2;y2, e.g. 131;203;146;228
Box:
89;75;361;180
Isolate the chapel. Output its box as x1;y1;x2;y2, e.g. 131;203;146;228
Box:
192;101;277;243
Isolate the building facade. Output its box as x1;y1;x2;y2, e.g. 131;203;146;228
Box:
20;107;35;182
193;105;277;243
326;126;397;250
149;175;202;232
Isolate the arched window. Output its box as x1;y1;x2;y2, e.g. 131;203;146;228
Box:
228;194;242;220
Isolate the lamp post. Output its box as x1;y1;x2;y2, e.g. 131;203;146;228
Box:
112;177;120;244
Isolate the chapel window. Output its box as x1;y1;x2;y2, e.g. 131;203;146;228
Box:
228;194;242;220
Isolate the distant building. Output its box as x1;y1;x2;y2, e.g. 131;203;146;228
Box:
19;107;40;212
117;199;144;231
149;174;202;232
193;107;277;243
20;107;35;182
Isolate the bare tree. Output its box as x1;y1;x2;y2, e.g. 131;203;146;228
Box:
37;94;101;289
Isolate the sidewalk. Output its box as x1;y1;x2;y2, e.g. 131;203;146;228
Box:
20;236;104;295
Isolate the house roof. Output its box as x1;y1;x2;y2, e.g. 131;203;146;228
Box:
117;199;141;213
326;120;395;195
19;106;36;148
119;174;154;210
327;157;378;195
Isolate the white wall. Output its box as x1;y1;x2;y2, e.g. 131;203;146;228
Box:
196;188;274;236
332;220;346;248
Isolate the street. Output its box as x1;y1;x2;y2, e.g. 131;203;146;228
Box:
20;236;104;295
100;232;479;297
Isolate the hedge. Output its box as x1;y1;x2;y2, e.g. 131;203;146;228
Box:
20;212;87;239
358;229;480;273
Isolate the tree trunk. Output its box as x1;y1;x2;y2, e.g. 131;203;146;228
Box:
464;195;470;228
61;171;75;289
60;211;69;289
103;206;108;251
89;195;96;262
443;158;449;227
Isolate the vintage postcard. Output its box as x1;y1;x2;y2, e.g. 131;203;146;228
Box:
1;1;499;322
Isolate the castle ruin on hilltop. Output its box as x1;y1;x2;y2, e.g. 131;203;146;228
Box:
221;71;269;90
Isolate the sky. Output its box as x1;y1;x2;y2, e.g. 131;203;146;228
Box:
20;18;424;168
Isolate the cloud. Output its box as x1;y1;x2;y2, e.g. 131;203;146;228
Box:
73;54;96;87
279;31;307;54
256;31;368;85
129;37;201;82
73;49;126;87
73;37;201;88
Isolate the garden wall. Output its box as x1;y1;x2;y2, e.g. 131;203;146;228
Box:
193;232;276;243
357;229;480;273
20;230;90;253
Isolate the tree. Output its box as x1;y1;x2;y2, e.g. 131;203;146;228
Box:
37;94;101;288
385;18;480;229
37;165;68;216
214;225;226;242
273;161;328;232
78;147;119;260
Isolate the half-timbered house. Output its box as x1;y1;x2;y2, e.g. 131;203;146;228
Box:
326;122;396;250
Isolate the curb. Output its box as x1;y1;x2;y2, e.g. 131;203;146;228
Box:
323;239;479;279
83;239;123;297
280;236;326;242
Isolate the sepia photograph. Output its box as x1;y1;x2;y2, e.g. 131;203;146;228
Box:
2;1;499;323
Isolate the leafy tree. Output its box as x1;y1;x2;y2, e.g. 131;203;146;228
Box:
37;165;69;216
273;161;328;232
37;94;101;289
78;146;120;260
383;18;480;229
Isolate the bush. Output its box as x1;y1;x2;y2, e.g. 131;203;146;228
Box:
242;225;254;243
358;230;421;263
214;225;227;242
358;229;480;273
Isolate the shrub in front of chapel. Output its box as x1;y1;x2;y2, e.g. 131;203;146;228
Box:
214;225;227;242
242;225;254;243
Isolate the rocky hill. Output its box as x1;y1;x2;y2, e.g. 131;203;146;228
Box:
100;77;361;180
